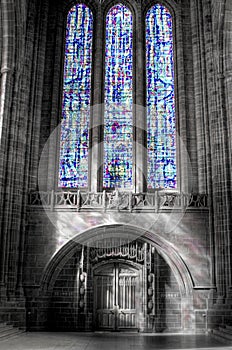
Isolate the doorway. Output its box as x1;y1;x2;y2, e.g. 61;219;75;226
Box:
94;262;141;331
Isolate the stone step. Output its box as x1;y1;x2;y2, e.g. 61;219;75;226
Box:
211;331;232;345
219;326;232;336
211;329;232;343
0;323;24;341
0;325;13;333
226;325;232;332
0;323;8;329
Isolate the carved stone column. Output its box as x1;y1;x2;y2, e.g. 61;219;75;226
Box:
0;0;16;300
209;0;231;301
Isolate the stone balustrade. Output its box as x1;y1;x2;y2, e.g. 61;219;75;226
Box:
28;190;208;212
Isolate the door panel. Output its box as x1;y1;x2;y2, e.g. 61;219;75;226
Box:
118;271;137;329
95;274;115;329
94;263;139;330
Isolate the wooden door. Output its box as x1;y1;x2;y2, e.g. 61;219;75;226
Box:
94;262;139;330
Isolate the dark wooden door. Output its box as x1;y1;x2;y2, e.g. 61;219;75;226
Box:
94;262;139;330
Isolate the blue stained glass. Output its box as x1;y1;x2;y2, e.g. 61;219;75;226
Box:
103;4;133;189
59;4;93;188
146;4;176;189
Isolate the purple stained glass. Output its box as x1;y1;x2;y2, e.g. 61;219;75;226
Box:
103;4;133;189
59;4;93;188
146;4;176;189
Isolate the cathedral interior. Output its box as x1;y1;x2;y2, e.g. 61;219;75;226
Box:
0;0;232;345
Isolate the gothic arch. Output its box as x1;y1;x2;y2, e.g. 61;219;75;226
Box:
142;0;177;18
101;0;137;19
39;224;194;297
62;0;98;17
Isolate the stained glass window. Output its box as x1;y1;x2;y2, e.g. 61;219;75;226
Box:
103;4;133;189
146;4;176;189
59;4;93;188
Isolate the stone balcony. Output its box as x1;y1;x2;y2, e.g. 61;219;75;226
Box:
28;190;208;212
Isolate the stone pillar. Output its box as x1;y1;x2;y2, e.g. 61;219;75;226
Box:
223;3;232;299
209;0;231;301
15;0;49;299
192;0;217;294
0;0;16;300
38;2;64;191
175;2;195;193
190;0;208;194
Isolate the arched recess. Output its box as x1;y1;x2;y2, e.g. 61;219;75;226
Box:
38;224;194;331
39;224;193;297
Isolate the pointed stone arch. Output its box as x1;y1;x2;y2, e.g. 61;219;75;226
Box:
40;224;194;296
38;224;195;331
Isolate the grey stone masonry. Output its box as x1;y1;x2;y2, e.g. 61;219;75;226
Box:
0;0;231;334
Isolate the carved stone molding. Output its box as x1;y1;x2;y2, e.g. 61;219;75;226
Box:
28;190;208;212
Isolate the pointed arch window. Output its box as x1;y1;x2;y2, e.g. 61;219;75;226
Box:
59;4;93;188
146;4;176;189
103;4;133;189
57;2;177;191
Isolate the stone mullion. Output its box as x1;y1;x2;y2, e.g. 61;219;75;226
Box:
134;4;146;193
89;5;104;192
133;4;147;192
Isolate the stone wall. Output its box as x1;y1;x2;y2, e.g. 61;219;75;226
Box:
28;242;182;332
0;0;231;332
23;209;210;331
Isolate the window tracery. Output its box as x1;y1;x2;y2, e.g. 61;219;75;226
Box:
59;4;93;188
146;4;176;189
59;2;176;191
103;4;133;189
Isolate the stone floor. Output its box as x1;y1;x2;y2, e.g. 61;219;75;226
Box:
0;332;230;350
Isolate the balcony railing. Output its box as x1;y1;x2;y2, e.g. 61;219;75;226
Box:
28;190;208;212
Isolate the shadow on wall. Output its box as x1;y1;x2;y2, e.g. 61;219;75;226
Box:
154;253;181;332
47;252;80;331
